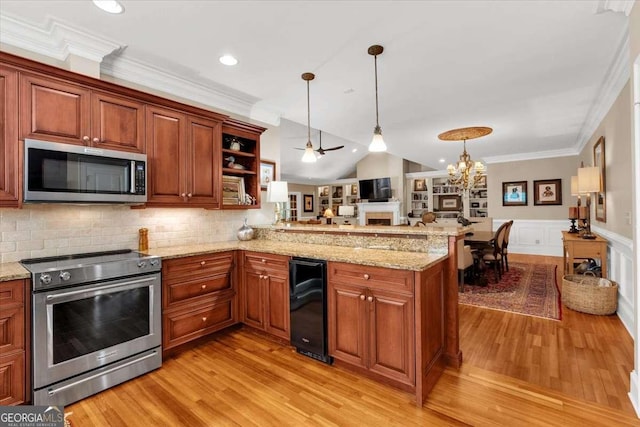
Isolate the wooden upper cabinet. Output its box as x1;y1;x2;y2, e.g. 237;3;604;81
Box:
0;65;20;207
91;91;145;153
20;73;91;145
20;73;145;153
145;105;221;208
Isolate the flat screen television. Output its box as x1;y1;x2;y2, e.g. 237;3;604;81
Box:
358;177;391;202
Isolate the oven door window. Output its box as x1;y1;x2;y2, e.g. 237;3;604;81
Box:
52;287;150;364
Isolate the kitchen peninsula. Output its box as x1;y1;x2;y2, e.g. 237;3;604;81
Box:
0;223;464;406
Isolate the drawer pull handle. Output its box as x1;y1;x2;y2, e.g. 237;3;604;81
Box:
367;296;373;302
363;274;370;280
202;317;207;322
360;295;365;300
200;261;206;266
201;285;206;290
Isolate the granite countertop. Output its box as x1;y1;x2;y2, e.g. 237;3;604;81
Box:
256;223;466;237
147;240;445;271
1;240;448;282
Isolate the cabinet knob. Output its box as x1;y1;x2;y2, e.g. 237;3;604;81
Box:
201;284;206;290
187;193;192;198
363;274;370;280
200;261;206;266
82;136;90;142
181;193;186;197
202;317;207;322
92;137;100;143
367;296;373;302
261;258;266;263
360;294;365;300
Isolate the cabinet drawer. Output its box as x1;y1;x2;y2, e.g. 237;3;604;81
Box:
163;252;234;281
0;280;24;307
571;244;604;259
163;296;237;350
0;306;24;354
244;252;289;273
329;262;414;293
164;275;233;309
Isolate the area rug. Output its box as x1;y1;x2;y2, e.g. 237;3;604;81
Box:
458;262;561;320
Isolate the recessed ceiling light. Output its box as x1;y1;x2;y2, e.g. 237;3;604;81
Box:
352;148;358;153
219;55;238;66
92;0;124;14
439;158;446;163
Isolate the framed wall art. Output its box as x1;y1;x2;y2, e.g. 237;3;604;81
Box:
414;179;426;191
593;136;606;222
303;194;314;212
438;194;461;211
502;181;527;206
533;179;562;206
259;160;276;190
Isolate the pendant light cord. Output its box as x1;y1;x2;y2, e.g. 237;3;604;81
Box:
374;53;380;128
307;80;311;143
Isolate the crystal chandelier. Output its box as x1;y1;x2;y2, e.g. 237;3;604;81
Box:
438;127;492;192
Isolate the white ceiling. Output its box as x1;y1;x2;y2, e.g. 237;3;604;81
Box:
0;1;631;184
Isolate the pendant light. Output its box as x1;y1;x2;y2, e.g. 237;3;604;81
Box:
368;45;387;152
301;72;318;163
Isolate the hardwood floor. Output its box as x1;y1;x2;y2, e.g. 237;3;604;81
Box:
67;254;638;426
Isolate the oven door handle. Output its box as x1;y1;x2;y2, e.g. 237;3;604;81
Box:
47;350;159;397
45;276;156;301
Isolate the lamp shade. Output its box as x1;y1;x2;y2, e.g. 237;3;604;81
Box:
338;205;355;216
570;176;579;196
578;167;601;193
266;181;289;203
323;208;335;218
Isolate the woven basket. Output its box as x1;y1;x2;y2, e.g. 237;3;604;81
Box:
562;274;618;315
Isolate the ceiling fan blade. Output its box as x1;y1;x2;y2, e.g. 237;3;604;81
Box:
293;147;305;151
321;145;345;151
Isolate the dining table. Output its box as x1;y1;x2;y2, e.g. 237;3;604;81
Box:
463;231;495;247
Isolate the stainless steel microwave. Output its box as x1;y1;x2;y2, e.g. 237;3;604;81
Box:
24;139;147;203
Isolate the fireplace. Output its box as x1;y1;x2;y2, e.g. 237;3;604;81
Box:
365;212;393;226
356;201;401;226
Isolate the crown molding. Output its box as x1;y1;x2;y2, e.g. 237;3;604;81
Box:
575;28;630;152
101;55;281;126
483;147;578;164
0;13;123;63
0;13;282;126
594;0;636;16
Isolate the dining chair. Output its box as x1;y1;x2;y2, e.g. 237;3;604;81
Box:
457;240;475;291
482;221;509;282
501;220;514;272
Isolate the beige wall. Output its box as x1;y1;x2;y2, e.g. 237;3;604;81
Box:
578;81;633;239
356;152;405;200
487;156;578;220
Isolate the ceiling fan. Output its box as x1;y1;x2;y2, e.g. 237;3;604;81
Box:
295;130;345;156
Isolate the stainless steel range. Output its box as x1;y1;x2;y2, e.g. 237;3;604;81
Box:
21;249;162;406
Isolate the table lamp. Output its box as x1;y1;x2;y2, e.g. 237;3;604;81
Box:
266;181;289;225
323;208;335;224
577;166;601;239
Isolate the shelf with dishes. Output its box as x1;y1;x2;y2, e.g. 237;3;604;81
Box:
221;121;263;209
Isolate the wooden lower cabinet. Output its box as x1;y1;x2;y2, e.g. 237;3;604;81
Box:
329;263;415;387
241;252;290;340
162;252;238;352
0;279;27;405
328;260;447;405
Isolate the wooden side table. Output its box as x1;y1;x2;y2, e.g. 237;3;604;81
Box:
561;231;608;278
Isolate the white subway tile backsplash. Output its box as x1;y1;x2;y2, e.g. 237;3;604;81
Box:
0;205;270;262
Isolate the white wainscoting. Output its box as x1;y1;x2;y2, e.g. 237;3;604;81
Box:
492;219;566;257
592;225;634;336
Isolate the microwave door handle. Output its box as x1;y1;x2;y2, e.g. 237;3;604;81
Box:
130;161;136;193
